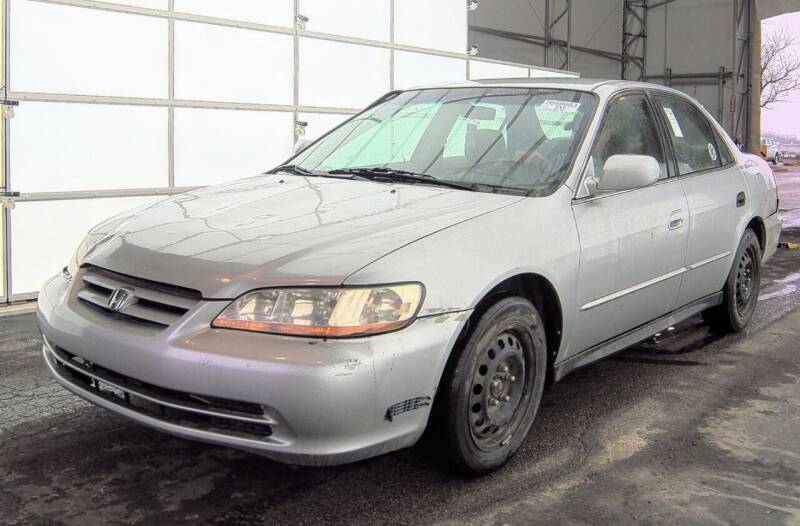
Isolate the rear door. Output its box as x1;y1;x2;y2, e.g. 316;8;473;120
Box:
651;94;749;307
569;92;689;356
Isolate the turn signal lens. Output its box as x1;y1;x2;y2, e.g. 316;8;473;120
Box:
212;284;424;338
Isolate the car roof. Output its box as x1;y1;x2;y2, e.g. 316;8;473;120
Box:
409;77;685;96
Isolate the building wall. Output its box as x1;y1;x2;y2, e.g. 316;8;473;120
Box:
470;0;749;136
2;0;577;299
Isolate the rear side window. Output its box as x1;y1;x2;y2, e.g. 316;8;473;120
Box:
714;129;734;166
654;96;723;175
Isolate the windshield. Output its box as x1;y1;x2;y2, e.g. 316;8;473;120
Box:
289;87;597;195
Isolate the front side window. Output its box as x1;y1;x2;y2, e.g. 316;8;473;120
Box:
654;96;723;175
590;94;667;181
291;88;597;195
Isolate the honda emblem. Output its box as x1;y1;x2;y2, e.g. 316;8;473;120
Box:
107;288;135;312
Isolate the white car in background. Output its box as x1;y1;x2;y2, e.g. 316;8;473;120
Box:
762;138;782;164
38;79;781;474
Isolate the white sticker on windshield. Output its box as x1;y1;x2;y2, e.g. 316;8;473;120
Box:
663;107;684;138
708;142;718;161
538;100;582;113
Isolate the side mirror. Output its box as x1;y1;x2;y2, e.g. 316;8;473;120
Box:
595;154;660;192
293;138;314;155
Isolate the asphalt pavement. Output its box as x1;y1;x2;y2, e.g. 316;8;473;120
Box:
2;170;800;525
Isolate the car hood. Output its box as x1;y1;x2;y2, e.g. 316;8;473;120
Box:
83;174;522;298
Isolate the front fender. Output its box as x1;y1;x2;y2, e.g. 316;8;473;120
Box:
344;186;580;360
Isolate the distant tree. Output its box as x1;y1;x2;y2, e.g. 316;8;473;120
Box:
762;131;800;145
761;25;800;108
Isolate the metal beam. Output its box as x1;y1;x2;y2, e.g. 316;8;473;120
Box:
646;0;680;10
5;92;362;115
471;25;620;63
167;0;174;189
12;187;201;203
644;71;733;80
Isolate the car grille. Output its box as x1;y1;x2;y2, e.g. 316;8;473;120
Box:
76;266;201;329
45;342;276;441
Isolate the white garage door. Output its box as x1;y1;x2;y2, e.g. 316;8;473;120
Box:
0;0;565;301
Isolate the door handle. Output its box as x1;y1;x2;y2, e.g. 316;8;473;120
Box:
736;191;746;208
668;209;684;230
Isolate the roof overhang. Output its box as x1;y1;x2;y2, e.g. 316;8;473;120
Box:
759;0;800;20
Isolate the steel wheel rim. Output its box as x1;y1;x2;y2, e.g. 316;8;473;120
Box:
735;246;757;314
468;331;531;452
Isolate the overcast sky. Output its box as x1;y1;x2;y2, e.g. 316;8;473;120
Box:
761;12;800;137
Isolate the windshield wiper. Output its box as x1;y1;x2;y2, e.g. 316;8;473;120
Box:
267;164;319;176
328;167;476;192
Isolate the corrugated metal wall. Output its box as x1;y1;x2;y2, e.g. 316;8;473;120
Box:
470;0;759;140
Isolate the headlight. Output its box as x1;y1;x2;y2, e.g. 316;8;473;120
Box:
212;283;424;338
66;237;89;278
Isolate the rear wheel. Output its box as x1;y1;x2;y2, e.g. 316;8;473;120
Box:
441;297;547;475
703;229;761;333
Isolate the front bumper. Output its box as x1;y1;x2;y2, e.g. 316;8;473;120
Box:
37;271;467;465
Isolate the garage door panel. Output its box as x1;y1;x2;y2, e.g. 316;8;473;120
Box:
10;196;162;295
10;102;168;194
174;108;294;187
174;21;294;105
10;0;167;98
4;0;482;303
298;38;390;109
173;0;294;28
394;0;466;54
394;51;466;90
299;0;390;42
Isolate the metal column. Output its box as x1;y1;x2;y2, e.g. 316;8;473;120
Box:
1;0;9;303
733;0;751;148
544;0;572;70
622;0;648;80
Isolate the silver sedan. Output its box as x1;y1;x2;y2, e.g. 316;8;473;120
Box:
38;79;781;474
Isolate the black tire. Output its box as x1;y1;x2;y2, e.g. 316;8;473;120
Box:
703;229;761;333
441;297;547;475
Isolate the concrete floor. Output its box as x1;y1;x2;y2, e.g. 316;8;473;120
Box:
2;172;800;525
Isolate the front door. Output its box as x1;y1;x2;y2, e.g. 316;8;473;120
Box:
568;93;689;357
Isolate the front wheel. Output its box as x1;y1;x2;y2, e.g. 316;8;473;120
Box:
442;297;547;475
703;229;761;333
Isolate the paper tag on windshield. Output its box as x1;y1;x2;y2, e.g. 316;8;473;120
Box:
539;100;581;113
663;107;684;138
